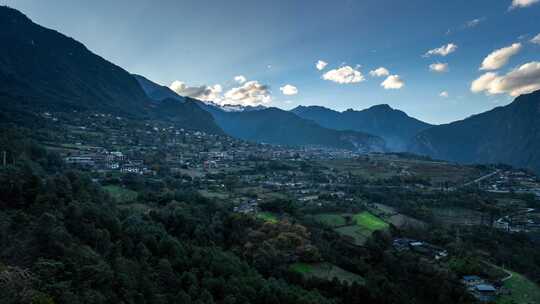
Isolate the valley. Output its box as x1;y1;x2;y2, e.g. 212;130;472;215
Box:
1;4;540;304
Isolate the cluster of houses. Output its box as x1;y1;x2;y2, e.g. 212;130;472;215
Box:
392;238;449;260
65;151;154;175
482;169;540;198
461;275;502;302
233;199;259;214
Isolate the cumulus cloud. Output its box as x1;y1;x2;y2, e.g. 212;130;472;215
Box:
510;0;539;9
279;84;298;96
322;66;365;84
429;62;449;73
381;75;405;90
424;43;458;57
439;91;449;98
234;75;247;84
316;60;328;71
531;33;540;44
480;43;521;71
169;81;222;101
369;67;390;77
223;80;271;106
471;61;540;96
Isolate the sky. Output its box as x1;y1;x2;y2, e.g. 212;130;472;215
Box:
2;0;540;124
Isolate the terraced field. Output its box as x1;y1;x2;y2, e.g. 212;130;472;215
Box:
310;212;388;246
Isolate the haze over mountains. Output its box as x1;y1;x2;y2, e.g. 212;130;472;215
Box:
291;105;433;151
198;102;386;153
1;6;540;172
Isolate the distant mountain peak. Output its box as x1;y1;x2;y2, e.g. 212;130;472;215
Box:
291;103;432;151
367;104;393;111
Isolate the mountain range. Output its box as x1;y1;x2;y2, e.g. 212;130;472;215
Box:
197;101;386;152
2;5;540;172
291;104;433;151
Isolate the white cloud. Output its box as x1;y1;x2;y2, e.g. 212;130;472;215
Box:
429;62;449;73
316;60;328;71
322;66;365;84
279;84;298;96
471;61;540;96
369;67;390;77
234;75;247;84
223;80;271;106
480;43;521;71
510;0;539;9
381;75;405;90
531;33;540;44
424;43;458;57
439;91;449;98
169;81;222;101
465;18;485;28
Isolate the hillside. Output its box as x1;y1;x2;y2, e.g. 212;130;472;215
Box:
292;104;432;151
198;102;387;152
0;6;222;134
133;74;185;102
410;90;540;172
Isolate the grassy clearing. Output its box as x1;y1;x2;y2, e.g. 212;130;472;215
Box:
290;262;365;285
103;185;138;203
257;212;279;223
290;263;313;273
354;212;389;231
496;271;540;304
329;212;388;246
313;213;347;227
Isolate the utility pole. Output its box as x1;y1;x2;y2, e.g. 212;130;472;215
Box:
2;151;6;167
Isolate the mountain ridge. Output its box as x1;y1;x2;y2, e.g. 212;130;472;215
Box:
197;101;387;152
0;6;223;134
410;89;540;173
291;104;432;151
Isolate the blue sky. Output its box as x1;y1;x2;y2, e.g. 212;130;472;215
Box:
3;0;540;124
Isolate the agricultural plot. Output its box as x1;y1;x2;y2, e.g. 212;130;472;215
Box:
313;212;389;246
369;203;426;229
103;185;138;203
432;207;487;226
353;212;389;231
290;263;365;285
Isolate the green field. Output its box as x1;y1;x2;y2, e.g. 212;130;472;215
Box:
497;271;540;304
354;212;389;231
103;185;138;203
313;213;347;227
331;212;388;245
290;262;364;285
257;212;279;223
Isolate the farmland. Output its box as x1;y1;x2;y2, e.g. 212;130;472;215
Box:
311;212;389;246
